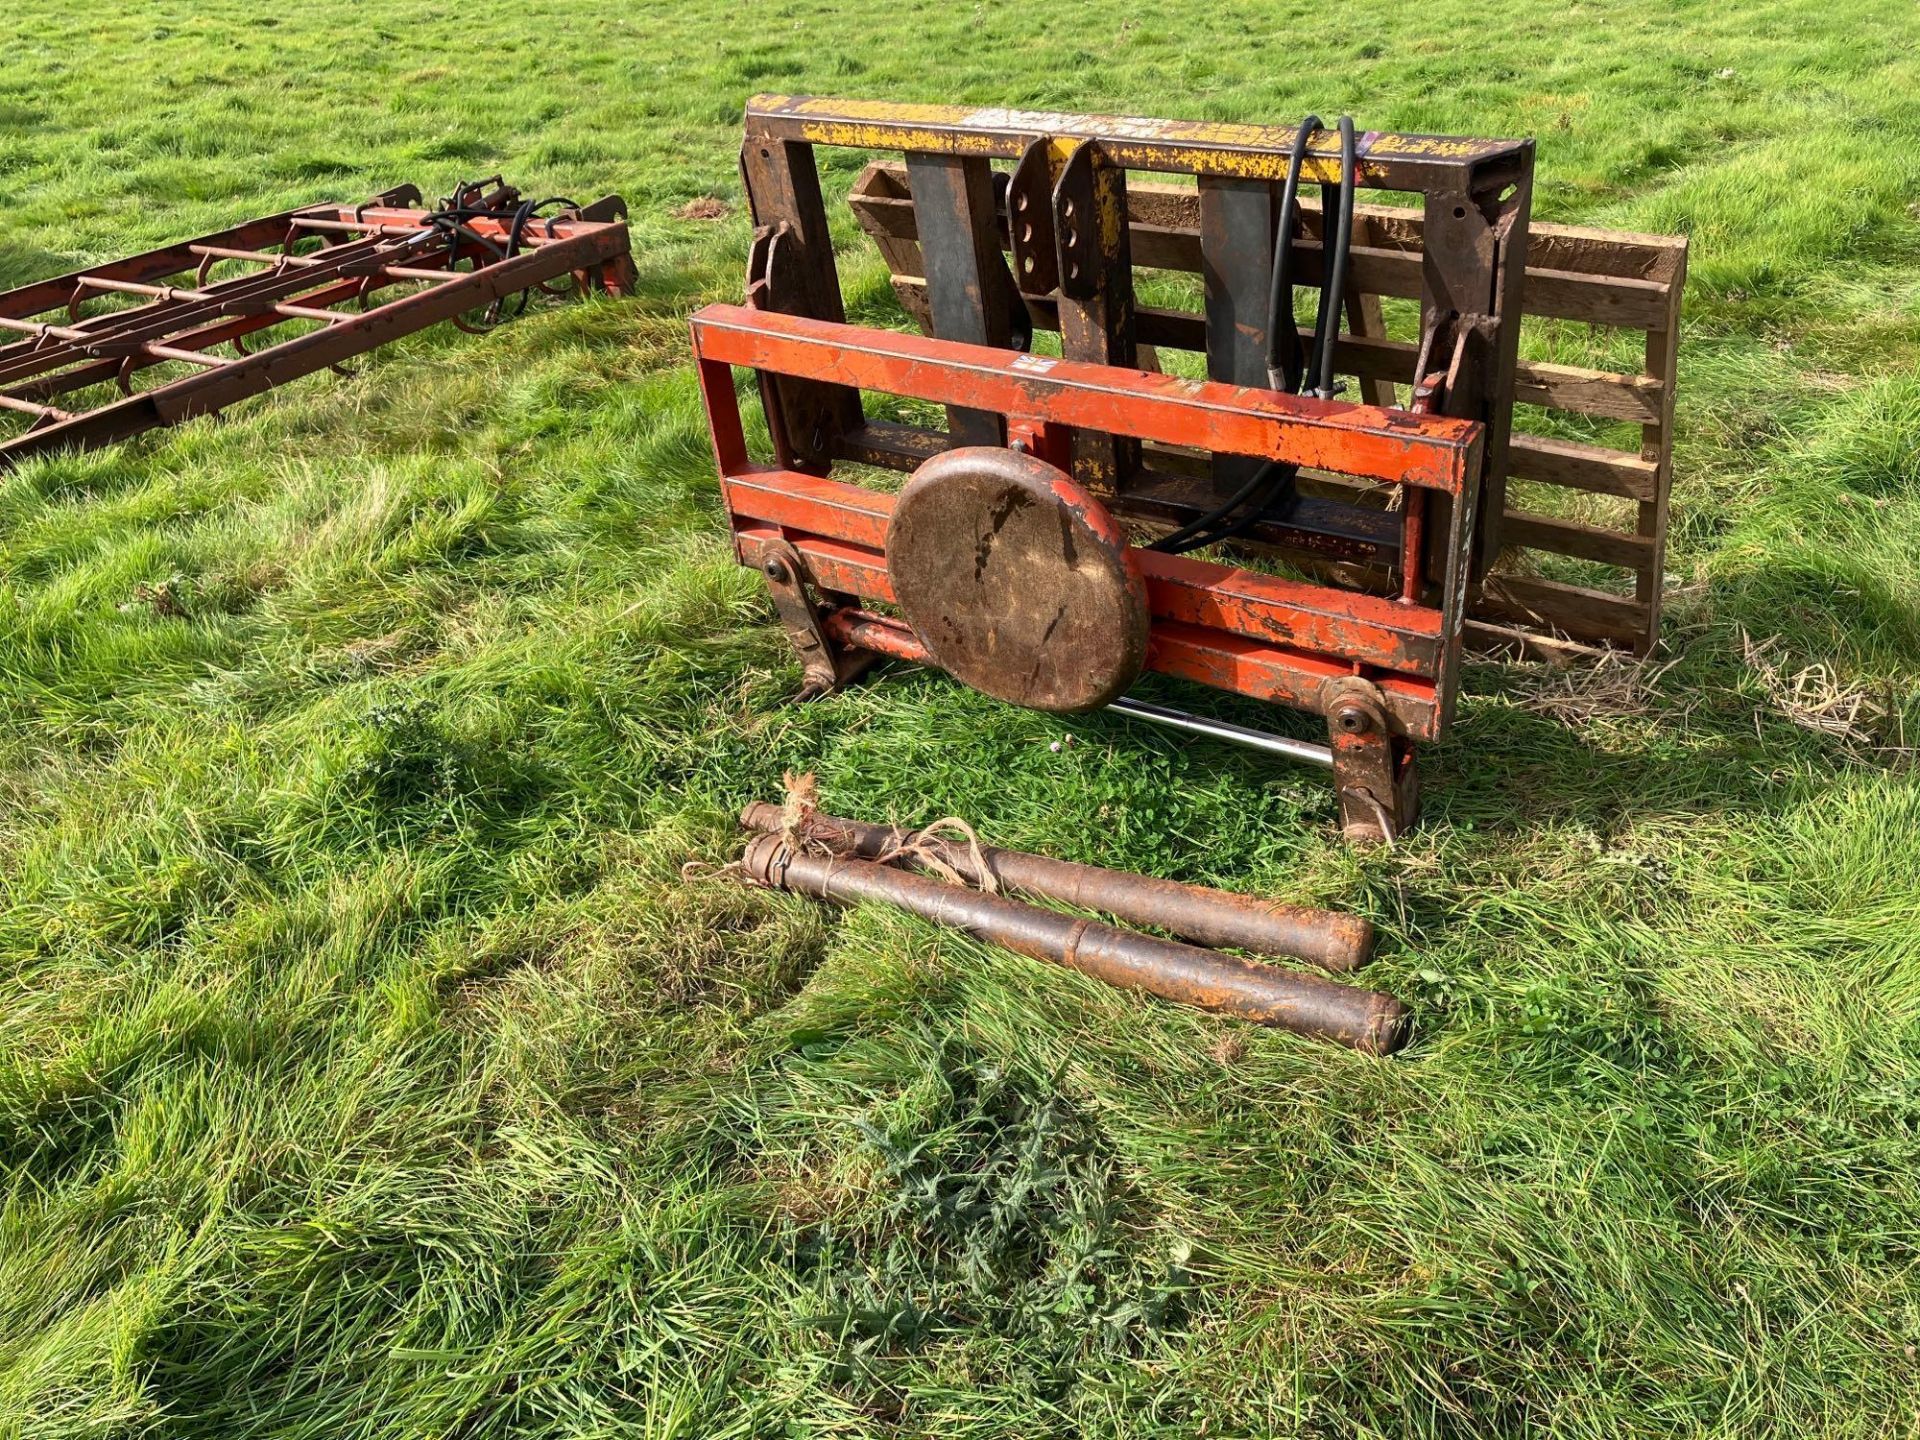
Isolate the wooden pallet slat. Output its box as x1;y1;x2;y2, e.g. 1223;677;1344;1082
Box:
1508;434;1659;501
1477;572;1650;646
1501;511;1655;569
851;164;1680;328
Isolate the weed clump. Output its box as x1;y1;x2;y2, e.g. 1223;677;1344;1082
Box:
787;1045;1189;1407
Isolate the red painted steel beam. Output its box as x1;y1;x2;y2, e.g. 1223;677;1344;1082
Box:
690;304;1481;491
734;528;1439;739
722;469;1444;679
1143;623;1436;740
1141;550;1440;677
734;523;894;600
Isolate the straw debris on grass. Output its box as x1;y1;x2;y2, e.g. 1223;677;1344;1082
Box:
1740;629;1905;756
1512;650;1684;729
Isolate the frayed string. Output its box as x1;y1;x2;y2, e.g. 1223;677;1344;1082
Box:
779;769;821;848
874;816;999;894
692;772;1001;898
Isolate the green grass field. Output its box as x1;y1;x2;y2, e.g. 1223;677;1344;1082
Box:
4;0;1920;1434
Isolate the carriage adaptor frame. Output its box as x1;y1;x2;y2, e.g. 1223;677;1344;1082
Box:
694;302;1485;843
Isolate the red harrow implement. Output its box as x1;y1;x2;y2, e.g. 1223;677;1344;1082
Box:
0;181;634;471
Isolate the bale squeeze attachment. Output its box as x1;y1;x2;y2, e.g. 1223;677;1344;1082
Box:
850;130;1689;656
695;302;1475;842
701;97;1686;842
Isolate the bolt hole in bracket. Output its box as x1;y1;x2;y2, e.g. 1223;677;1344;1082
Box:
756;539;877;701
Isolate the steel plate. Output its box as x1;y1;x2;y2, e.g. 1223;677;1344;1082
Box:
886;446;1149;712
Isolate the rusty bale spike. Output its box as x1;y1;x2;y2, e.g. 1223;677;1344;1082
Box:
742;833;1407;1054
740;802;1374;972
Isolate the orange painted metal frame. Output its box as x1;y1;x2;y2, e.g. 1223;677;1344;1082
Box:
692;303;1485;743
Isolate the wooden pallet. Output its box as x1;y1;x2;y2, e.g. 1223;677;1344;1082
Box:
849;162;1687;657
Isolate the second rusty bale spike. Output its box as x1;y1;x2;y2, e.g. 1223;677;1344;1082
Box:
742;834;1407;1054
739;802;1375;972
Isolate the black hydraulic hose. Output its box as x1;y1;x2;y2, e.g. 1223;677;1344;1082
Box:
1180;468;1299;550
1147;117;1322;556
418;182;585;325
1143;455;1286;555
1310;116;1358;401
1264;113;1322;396
1150;114;1358;555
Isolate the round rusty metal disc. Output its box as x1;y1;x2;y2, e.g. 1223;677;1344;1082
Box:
886;446;1149;713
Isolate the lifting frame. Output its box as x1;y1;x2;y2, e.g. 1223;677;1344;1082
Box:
849;161;1689;657
698;97;1686;841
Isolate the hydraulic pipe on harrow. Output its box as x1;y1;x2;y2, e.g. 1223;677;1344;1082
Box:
741;802;1374;972
742;834;1406;1052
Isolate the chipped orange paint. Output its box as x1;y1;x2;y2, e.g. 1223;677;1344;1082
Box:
693;303;1482;492
723;468;1441;681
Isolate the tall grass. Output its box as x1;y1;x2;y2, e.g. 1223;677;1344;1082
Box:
2;0;1919;1434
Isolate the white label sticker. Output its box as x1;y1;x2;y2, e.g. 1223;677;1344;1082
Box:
1010;354;1059;374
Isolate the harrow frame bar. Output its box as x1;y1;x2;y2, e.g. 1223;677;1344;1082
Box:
0;185;634;471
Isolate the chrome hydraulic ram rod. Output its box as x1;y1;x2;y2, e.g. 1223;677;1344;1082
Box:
740;802;1374;972
741;834;1407;1053
1106;696;1334;768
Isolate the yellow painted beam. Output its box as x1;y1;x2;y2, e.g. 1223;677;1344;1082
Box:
745;95;1530;191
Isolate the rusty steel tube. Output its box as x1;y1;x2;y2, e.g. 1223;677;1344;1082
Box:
743;835;1405;1053
740;802;1374;972
821;608;928;663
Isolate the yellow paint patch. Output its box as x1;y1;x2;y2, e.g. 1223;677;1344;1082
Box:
744;95;1524;188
